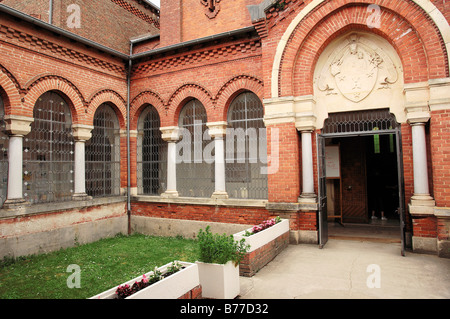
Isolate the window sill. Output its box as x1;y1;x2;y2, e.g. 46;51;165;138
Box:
0;196;127;219
132;195;268;208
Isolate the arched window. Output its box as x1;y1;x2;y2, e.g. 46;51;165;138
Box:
86;103;121;198
177;99;214;197
23;91;74;204
225;92;268;199
137;105;166;195
0;95;8;207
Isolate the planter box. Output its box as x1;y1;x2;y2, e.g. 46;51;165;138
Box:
196;260;240;299
233;219;290;277
90;261;201;299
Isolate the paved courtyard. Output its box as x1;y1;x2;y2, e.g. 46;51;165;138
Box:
239;239;450;299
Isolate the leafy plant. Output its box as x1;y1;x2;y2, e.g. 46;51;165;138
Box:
197;226;250;266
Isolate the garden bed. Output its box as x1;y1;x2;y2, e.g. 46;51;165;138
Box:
233;218;289;277
90;261;201;299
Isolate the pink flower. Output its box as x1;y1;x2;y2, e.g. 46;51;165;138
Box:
142;274;148;283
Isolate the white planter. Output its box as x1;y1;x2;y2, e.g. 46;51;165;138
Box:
233;219;289;252
90;261;199;299
196;260;240;299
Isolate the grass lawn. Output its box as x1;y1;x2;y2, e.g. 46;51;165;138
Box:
0;233;199;299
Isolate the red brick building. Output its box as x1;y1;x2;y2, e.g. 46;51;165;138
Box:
0;0;449;259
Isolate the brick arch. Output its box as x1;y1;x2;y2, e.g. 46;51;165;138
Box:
166;83;214;126
130;91;165;130
0;65;21;115
215;75;264;122
275;0;449;98
86;89;127;129
23;75;85;123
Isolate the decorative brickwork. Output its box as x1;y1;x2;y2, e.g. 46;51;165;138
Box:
111;0;160;28
0;23;125;75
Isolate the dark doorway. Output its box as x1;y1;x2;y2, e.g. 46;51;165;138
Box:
366;134;400;223
318;109;406;254
325;134;401;243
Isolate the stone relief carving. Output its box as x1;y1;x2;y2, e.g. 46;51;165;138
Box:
317;34;398;102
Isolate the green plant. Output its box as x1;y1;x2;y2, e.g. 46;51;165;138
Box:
197;226;250;266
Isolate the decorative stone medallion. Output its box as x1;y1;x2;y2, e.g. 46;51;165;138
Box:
317;34;399;103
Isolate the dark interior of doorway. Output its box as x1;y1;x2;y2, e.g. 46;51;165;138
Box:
326;134;401;242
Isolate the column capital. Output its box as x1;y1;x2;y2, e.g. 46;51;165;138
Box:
160;126;180;142
4;115;34;136
207;121;227;138
72;124;94;141
295;112;317;132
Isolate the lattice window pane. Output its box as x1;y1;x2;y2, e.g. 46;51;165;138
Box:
137;105;167;195
23;92;74;204
177;99;214;198
322;109;399;135
225;92;268;199
86;103;121;198
0;97;8;207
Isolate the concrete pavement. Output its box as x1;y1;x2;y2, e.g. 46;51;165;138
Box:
238;239;450;299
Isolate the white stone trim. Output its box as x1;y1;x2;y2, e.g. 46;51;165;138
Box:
133;195;267;207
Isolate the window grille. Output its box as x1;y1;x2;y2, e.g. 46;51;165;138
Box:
137;105;167;195
23;91;74;204
0;97;8;207
322;109;399;135
225;92;268;199
86;103;121;198
177;99;214;197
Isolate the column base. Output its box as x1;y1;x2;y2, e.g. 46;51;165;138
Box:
298;194;318;211
298;193;317;202
211;191;228;199
161;191;179;198
410;194;435;207
72;193;93;201
2;198;30;209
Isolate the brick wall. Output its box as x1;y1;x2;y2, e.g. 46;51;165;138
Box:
239;231;289;277
1;0;159;53
132;202;271;226
430;110;450;207
266;123;300;203
159;0;259;46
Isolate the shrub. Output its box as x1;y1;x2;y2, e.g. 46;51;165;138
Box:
197;226;250;266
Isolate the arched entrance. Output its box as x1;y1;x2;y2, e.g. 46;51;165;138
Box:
313;32;407;255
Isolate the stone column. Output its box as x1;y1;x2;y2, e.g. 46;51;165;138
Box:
410;121;435;206
300;130;315;199
160;126;180;198
404;83;435;207
296;110;318;206
207;122;228;199
3;115;34;207
72;124;94;200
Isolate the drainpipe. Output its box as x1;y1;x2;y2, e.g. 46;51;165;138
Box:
126;42;132;235
48;0;53;24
